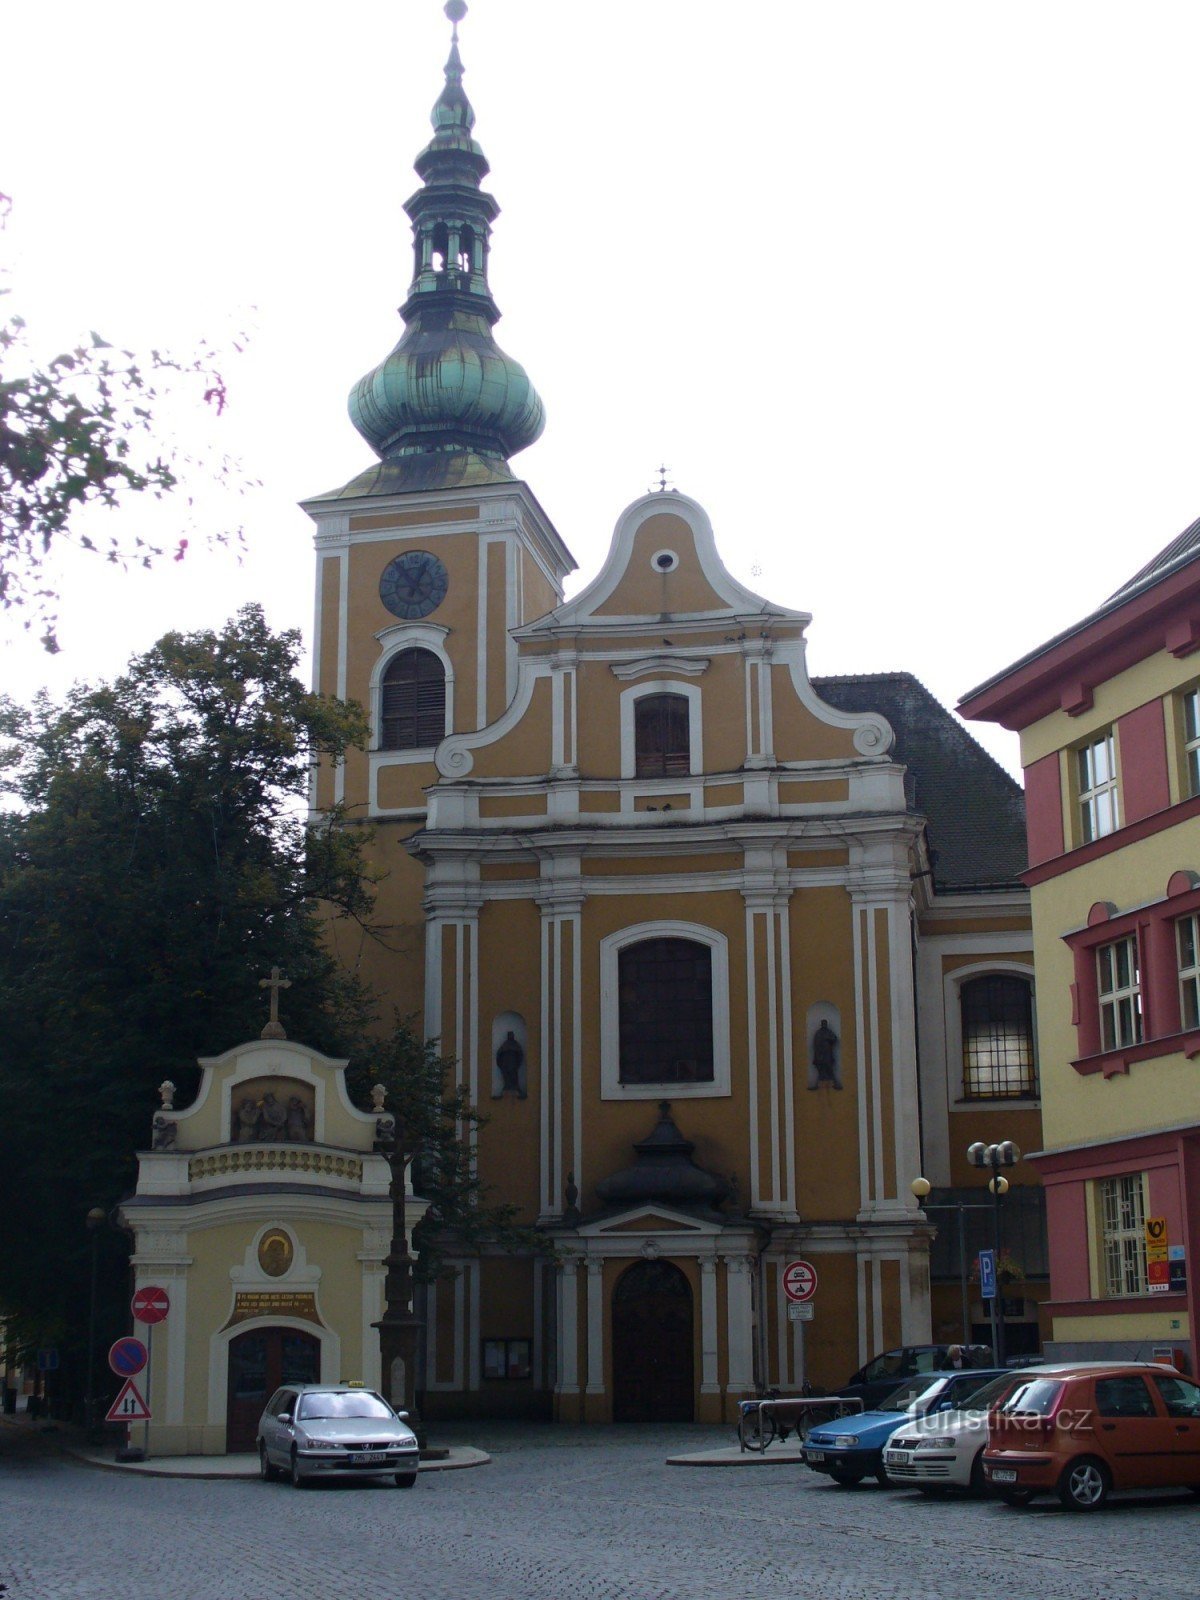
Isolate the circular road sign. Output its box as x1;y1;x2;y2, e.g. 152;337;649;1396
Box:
131;1285;170;1325
108;1336;148;1377
782;1259;818;1304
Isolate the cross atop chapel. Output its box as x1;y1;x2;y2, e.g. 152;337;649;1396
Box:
259;967;291;1040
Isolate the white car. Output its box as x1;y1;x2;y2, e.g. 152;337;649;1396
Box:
257;1382;420;1488
882;1371;1023;1493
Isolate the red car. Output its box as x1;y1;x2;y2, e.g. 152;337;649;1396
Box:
982;1361;1200;1510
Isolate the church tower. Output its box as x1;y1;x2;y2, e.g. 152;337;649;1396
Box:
303;1;575;1007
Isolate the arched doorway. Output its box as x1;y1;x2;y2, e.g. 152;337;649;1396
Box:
611;1260;694;1422
226;1327;320;1452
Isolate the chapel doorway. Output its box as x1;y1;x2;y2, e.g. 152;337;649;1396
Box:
226;1327;320;1452
611;1260;694;1422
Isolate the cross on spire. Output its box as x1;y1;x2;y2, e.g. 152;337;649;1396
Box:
259;967;291;1040
653;464;672;493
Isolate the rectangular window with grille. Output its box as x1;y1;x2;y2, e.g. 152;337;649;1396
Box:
1098;1173;1147;1296
618;937;713;1084
1077;730;1119;842
1097;935;1142;1051
960;975;1037;1098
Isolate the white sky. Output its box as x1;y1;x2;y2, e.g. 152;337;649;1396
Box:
6;0;1200;780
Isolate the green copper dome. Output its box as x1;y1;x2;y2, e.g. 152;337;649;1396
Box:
345;3;544;493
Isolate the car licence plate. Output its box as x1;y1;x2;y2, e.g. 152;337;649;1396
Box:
884;1450;909;1466
355;1452;387;1465
990;1467;1017;1484
806;1450;825;1462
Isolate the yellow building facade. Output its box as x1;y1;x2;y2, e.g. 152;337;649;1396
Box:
287;8;1045;1425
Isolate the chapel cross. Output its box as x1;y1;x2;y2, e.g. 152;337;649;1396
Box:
259;967;291;1040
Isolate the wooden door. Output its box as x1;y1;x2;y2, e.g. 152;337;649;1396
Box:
226;1327;320;1452
611;1260;694;1422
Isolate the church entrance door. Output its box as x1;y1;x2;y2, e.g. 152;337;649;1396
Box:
226;1327;320;1452
611;1260;694;1422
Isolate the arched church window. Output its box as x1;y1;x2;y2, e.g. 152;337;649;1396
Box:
960;974;1036;1098
431;221;449;274
457;225;475;273
634;693;690;778
617;937;713;1084
380;648;446;751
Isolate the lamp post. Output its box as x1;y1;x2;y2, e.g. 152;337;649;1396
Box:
372;1107;426;1448
909;1179;993;1347
85;1206;107;1439
967;1140;1021;1367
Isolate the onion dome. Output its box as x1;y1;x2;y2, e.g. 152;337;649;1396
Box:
343;1;545;496
594;1102;731;1213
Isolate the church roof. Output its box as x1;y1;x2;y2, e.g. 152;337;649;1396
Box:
813;673;1028;892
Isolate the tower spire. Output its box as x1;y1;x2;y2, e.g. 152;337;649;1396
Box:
343;1;545;497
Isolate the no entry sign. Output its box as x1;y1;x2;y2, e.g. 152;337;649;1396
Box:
108;1336;148;1377
131;1285;170;1324
782;1259;818;1303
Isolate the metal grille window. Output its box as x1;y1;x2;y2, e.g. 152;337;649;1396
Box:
634;694;690;778
1077;730;1119;842
1184;688;1200;797
960;975;1037;1098
1099;1173;1147;1296
380;648;445;750
1179;914;1200;1031
617;937;713;1084
1097;935;1142;1051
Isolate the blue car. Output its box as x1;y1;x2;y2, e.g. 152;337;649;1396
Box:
802;1369;1005;1487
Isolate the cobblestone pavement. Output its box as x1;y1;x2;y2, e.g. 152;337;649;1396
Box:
3;1420;1199;1600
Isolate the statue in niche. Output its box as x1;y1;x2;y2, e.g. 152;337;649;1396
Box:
810;1019;842;1089
563;1171;581;1226
151;1112;177;1150
495;1030;526;1097
285;1096;312;1142
258;1091;287;1141
235;1097;260;1142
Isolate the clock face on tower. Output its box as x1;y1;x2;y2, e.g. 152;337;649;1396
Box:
379;549;449;620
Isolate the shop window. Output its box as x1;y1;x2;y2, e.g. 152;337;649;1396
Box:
1097;1173;1147;1296
960;975;1037;1099
634;693;690;778
617;937;713;1085
1179;913;1200;1031
1078;729;1119;842
380;648;445;750
1097;935;1142;1051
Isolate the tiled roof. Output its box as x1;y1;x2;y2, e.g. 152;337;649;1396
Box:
1106;511;1200;604
813;673;1027;892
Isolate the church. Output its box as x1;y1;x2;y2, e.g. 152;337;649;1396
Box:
121;2;1042;1443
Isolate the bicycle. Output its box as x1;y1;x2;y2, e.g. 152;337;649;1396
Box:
737;1384;820;1452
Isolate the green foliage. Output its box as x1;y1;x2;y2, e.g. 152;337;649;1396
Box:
0;607;374;1354
0;191;247;652
347;1016;552;1283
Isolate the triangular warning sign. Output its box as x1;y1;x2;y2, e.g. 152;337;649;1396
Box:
106;1378;151;1422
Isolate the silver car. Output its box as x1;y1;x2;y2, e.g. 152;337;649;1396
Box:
257;1383;420;1488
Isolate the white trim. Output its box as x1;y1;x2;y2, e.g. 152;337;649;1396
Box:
618;679;704;782
599;921;731;1100
943;960;1038;1116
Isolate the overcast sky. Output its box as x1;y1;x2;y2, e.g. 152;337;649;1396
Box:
6;0;1200;779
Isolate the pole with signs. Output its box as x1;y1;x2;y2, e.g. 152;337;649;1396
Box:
125;1285;169;1460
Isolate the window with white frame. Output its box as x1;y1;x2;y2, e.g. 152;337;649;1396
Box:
1178;914;1200;1031
599;922;730;1098
1077;730;1119;842
1098;1173;1148;1296
960;975;1037;1098
1097;935;1142;1051
1183;687;1200;798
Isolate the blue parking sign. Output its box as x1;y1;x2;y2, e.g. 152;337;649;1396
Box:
978;1249;997;1301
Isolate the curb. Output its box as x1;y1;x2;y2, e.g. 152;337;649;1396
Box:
59;1443;491;1479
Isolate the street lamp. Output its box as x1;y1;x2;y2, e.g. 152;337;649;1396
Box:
85;1206;107;1439
372;1102;426;1448
909;1178;990;1347
967;1140;1021;1367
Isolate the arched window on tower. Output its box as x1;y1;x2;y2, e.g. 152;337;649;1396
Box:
431;222;449;274
617;937;713;1085
457;225;475;274
380;648;446;751
960;974;1037;1099
634;693;690;778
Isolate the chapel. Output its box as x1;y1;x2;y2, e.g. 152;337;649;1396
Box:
291;2;1042;1424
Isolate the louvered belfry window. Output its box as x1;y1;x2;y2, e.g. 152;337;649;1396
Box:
380;648;445;750
634;693;690;777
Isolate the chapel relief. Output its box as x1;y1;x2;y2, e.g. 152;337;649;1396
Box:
230;1078;315;1143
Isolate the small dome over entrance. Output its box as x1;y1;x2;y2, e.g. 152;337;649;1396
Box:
594;1101;730;1213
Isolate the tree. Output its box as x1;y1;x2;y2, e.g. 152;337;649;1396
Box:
0;606;373;1370
0;190;247;652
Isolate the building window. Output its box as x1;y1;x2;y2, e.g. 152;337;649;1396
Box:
380;648;445;750
634;693;690;778
1183;688;1200;797
1097;935;1142;1050
617;937;713;1084
1098;1173;1147;1296
481;1339;531;1380
1078;730;1119;842
1178;914;1200;1031
960;975;1037;1098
